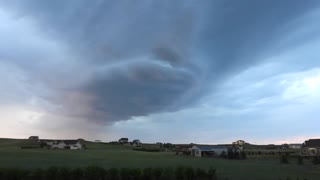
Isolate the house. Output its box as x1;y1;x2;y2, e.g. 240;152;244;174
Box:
118;138;129;144
28;136;39;141
41;139;83;150
132;139;141;147
51;141;67;149
289;144;302;149
301;139;320;156
65;140;82;150
191;145;228;157
232;140;245;150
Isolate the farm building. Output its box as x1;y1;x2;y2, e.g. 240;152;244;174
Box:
28;136;39;141
191;145;228;157
289;143;302;149
301;139;320;156
132;139;141;147
118;138;129;144
41;140;83;150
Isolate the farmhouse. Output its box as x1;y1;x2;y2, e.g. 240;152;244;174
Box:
118;138;129;144
232;140;245;150
301;139;320;156
28;136;39;141
132;139;141;147
191;145;227;157
41;139;83;150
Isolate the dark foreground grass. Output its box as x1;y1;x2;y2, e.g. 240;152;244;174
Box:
0;139;319;180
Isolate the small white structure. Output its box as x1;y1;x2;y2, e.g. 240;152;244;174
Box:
51;141;67;149
289;144;302;149
191;145;227;157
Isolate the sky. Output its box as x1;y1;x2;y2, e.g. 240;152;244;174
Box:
0;0;320;144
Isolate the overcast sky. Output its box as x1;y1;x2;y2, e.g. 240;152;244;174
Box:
0;0;320;144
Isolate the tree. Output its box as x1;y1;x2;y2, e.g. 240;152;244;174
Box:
280;155;289;164
241;151;247;159
297;156;303;165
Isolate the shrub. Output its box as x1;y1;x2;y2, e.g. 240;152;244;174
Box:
0;166;218;180
56;167;71;180
207;167;217;180
3;168;28;180
108;168;120;180
142;167;153;180
29;168;44;180
45;166;59;180
220;151;227;158
297;156;304;165
71;168;83;180
184;167;194;180
131;168;142;180
241;151;247;159
195;168;207;180
312;156;320;165
280;155;289;164
175;166;185;179
152;167;163;180
132;148;161;152
84;166;106;180
120;168;130;180
160;167;174;180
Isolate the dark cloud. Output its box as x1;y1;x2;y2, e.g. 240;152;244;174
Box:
0;0;319;123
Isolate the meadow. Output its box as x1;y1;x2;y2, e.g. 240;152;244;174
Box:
0;138;319;180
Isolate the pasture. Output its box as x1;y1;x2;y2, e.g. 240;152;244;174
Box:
0;138;319;180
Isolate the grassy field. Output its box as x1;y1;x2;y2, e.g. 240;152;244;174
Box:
0;138;319;180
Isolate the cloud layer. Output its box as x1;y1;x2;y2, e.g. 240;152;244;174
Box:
1;1;320;141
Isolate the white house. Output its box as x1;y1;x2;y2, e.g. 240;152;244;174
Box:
51;141;67;149
191;145;227;157
65;140;82;150
132;139;141;147
42;140;83;150
118;138;129;144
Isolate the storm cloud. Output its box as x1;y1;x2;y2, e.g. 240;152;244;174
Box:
0;0;320;127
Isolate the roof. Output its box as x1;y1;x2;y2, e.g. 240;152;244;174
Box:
64;140;80;145
119;138;128;140
193;145;227;151
304;139;320;147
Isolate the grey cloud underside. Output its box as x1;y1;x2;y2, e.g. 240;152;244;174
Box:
1;0;319;122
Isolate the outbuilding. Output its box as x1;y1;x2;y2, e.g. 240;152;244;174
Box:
191;145;227;157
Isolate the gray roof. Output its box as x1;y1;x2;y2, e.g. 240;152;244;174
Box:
193;145;227;151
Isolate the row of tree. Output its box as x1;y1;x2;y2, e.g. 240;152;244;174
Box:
280;155;320;165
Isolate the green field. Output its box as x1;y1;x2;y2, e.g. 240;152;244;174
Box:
0;138;319;180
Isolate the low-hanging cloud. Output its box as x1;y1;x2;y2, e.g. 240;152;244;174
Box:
0;0;319;125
